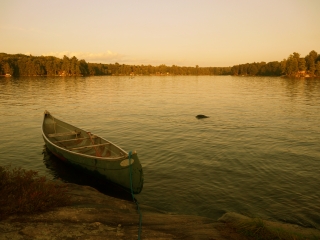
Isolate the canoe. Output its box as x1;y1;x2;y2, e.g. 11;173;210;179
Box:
42;111;144;194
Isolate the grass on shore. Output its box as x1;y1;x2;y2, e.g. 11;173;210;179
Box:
229;217;319;240
0;166;70;220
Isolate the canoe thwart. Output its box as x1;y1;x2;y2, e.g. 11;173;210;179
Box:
53;136;98;143
48;131;80;138
68;143;110;151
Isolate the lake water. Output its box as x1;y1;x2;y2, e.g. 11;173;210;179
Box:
0;76;319;229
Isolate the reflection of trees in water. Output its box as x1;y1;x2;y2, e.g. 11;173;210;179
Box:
42;146;131;201
284;78;320;103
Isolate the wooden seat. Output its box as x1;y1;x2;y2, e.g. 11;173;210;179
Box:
48;131;80;138
68;143;110;151
53;136;97;143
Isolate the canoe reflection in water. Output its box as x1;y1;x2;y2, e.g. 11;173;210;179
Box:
43;146;133;200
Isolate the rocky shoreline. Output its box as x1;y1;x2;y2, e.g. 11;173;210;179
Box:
1;183;319;240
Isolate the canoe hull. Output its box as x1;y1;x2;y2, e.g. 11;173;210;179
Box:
42;112;144;194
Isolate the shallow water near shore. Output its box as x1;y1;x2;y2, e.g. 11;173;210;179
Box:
0;75;319;229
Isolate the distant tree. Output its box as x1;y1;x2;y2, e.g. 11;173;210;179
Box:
308;50;318;60
258;62;267;75
231;65;239;75
45;60;54;76
265;61;281;75
79;60;89;76
305;50;318;76
62;55;70;75
309;61;316;76
248;63;258;75
280;59;286;74
238;64;247;75
70;56;81;75
292;52;300;60
315;61;320;76
298;58;306;71
3;62;13;75
286;54;299;76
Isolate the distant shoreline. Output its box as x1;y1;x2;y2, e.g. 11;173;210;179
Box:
1;50;319;77
1;74;320;79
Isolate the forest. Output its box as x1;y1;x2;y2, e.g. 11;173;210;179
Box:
0;50;319;77
231;50;320;77
0;53;230;77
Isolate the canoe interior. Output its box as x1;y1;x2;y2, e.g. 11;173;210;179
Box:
42;111;144;194
43;113;127;160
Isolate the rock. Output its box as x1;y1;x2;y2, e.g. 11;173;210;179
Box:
1;184;319;239
0;183;226;240
218;212;250;223
218;212;320;240
196;114;209;119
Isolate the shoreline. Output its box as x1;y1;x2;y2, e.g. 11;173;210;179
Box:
1;182;319;240
1;74;320;78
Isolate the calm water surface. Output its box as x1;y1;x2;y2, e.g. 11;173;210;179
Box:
0;76;319;228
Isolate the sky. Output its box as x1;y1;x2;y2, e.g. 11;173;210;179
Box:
1;0;320;67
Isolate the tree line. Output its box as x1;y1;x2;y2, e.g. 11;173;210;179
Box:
1;50;319;77
230;50;320;77
0;53;107;77
0;53;230;77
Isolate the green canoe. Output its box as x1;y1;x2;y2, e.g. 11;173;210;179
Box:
42;111;144;194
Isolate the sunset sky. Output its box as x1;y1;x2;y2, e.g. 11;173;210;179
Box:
1;0;319;67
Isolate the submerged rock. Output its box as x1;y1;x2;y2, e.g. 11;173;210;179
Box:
196;114;209;119
218;212;320;240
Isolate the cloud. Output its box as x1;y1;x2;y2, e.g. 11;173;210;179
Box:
42;51;124;63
